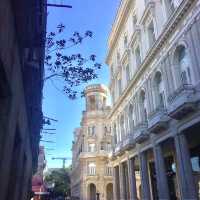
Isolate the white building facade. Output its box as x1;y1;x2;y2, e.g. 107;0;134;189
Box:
71;85;113;200
106;0;200;199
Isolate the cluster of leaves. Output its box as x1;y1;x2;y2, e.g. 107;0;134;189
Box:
45;24;101;99
45;168;71;197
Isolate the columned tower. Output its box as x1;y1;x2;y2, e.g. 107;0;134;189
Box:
71;84;113;200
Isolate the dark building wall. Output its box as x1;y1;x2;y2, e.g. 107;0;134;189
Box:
0;0;47;200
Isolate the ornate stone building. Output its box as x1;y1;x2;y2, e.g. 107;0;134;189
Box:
71;84;113;200
106;0;200;199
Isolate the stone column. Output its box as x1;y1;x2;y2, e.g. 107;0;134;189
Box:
128;158;138;200
139;152;151;200
113;167;117;200
113;166;120;200
119;163;126;200
174;134;198;200
153;144;170;200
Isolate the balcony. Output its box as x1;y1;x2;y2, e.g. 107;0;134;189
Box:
121;133;135;151
114;142;123;156
79;150;109;159
167;84;199;120
104;167;113;177
133;122;149;144
87;134;97;140
148;106;169;134
83;110;107;119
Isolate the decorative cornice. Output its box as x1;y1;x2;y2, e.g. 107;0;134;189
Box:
106;0;134;64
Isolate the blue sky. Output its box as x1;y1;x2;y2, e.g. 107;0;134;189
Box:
42;0;120;168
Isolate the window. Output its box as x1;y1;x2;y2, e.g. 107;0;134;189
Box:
120;115;125;138
117;52;121;65
107;143;112;151
100;142;105;150
126;64;130;83
178;46;192;85
88;143;96;152
173;45;192;87
104;126;108;135
88;162;96;175
133;15;137;28
110;65;114;78
118;79;122;95
124;35;128;49
113;124;117;144
112;90;115;104
147;21;156;48
89;95;96;110
140;90;147;122
135;46;141;67
154;71;165;108
88;126;95;136
105;166;113;176
128;104;135;132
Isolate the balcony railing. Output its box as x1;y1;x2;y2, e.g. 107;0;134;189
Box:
104;167;113;177
121;133;135;150
79;150;110;159
148;105;169;134
167;84;198;120
133;122;149;144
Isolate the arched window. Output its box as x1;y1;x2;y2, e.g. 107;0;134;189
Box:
177;45;192;85
126;64;130;83
139;90;147;122
89;95;96;110
154;71;165;108
128;104;135;132
88;162;96;175
117;51;121;65
135;46;141;68
118;78;122;95
120;115;125;139
147;20;156;48
124;35;128;49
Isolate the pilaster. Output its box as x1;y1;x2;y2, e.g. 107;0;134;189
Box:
139;152;151;200
153;144;170;200
128;158;138;200
174;134;198;199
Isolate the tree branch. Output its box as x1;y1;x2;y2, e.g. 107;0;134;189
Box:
44;73;64;81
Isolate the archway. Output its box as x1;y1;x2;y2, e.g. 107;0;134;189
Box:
106;183;113;200
88;183;96;200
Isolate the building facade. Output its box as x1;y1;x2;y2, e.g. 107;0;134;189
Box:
71;84;113;200
0;0;47;200
106;0;200;199
32;146;48;200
